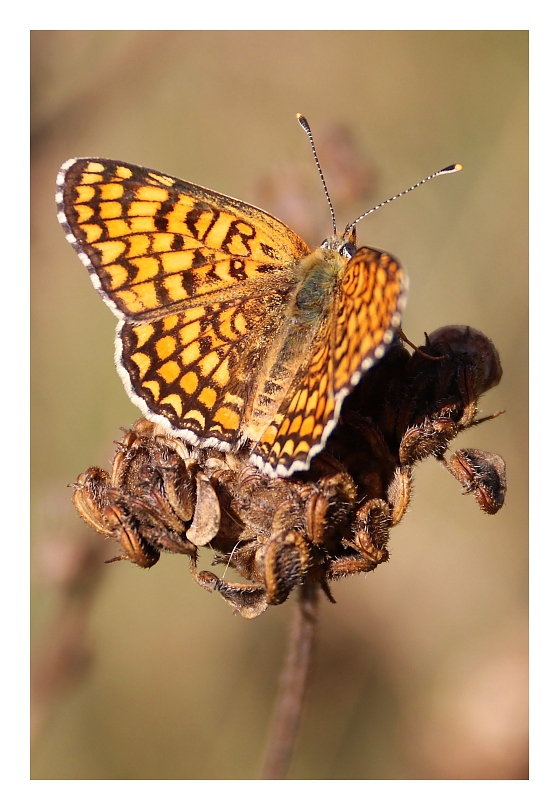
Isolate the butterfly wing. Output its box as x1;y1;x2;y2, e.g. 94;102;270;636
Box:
57;158;310;319
252;247;407;476
56;158;311;450
116;292;295;450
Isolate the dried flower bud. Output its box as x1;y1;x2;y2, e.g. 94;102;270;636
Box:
443;448;507;515
426;325;503;396
72;469;112;535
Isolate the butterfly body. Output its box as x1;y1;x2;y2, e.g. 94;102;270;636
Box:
57;157;407;477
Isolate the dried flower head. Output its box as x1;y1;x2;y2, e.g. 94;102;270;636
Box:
73;326;506;618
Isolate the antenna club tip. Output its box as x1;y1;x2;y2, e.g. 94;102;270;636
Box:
297;113;310;131
441;163;463;174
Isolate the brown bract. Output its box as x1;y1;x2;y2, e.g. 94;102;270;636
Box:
72;325;506;619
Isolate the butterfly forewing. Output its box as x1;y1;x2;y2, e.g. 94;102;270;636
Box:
58;159;310;320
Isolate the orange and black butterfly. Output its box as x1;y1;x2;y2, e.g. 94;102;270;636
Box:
56;114;459;477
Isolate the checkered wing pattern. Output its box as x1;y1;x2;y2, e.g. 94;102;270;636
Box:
254;248;406;475
57;158;407;477
57;158;310;450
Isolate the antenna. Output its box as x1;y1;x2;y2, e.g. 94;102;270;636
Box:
344;163;463;236
297;113;337;236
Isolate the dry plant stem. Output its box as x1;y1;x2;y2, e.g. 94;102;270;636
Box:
260;580;319;779
31;532;110;748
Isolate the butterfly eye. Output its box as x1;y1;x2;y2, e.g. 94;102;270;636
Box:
320;238;329;249
340;242;357;259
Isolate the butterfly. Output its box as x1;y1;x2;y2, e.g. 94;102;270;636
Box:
56;115;459;477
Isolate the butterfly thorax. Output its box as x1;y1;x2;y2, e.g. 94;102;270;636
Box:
294;247;346;320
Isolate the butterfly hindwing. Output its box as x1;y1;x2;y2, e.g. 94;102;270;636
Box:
116;292;292;450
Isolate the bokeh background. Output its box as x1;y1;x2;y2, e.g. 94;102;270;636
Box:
31;31;527;779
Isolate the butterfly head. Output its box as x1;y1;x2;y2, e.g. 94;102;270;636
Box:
320;225;357;259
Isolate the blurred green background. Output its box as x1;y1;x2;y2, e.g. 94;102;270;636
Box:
31;31;527;779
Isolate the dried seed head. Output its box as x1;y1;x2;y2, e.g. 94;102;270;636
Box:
72;324;506;617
